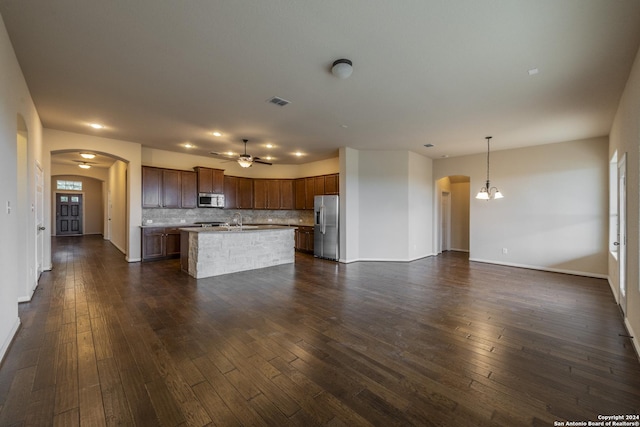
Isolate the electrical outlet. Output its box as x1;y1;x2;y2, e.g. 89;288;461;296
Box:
268;218;273;222
146;219;153;224
502;248;508;255
180;219;186;223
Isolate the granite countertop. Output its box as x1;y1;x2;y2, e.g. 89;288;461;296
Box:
179;224;297;233
141;222;314;228
140;223;194;228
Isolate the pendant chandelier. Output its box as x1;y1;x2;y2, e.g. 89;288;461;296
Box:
475;136;504;200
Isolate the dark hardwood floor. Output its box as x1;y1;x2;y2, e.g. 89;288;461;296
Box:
0;236;638;426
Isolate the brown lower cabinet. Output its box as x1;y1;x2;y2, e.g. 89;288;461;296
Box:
295;226;314;253
142;227;181;261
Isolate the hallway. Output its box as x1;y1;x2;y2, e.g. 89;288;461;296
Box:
0;236;638;425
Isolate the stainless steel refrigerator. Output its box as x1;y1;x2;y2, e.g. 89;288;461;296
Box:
314;195;339;260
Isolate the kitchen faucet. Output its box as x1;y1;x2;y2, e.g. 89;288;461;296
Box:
232;212;242;228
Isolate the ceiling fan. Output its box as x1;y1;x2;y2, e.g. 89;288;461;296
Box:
210;139;272;168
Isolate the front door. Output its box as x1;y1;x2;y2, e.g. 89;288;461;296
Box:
56;193;83;235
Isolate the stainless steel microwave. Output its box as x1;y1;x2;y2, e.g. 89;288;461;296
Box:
198;193;225;208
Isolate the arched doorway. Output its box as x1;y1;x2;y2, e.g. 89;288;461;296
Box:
435;175;470;255
50;150;122;244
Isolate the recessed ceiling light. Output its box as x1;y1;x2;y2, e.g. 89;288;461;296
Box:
80;152;96;159
266;143;273;148
226;151;234;156
441;155;449;158
265;156;273;161
89;123;103;129
294;152;303;157
183;143;194;149
424;144;435;148
528;68;539;76
212;131;222;137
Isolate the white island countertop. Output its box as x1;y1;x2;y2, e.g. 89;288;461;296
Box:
179;225;296;278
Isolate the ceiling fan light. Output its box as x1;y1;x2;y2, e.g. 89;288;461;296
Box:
331;59;353;79
78;163;91;169
237;157;253;168
80;152;96;159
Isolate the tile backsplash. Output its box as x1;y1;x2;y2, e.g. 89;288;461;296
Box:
142;208;314;226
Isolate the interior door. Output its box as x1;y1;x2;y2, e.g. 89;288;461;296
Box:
618;153;627;315
56;193;83;235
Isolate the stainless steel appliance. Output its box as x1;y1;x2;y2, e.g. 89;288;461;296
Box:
198;193;225;208
314;195;339;260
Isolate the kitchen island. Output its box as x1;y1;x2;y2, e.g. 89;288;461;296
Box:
179;225;295;278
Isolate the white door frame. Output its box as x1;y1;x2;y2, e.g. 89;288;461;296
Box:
617;153;627;315
36;162;44;281
440;191;451;253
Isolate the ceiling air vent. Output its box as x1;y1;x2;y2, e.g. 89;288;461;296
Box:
267;96;291;107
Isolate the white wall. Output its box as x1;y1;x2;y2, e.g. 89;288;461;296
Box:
142;147;339;178
408;151;434;260
434;137;609;277
609;43;640;357
44;129;142;261
359;151;410;260
0;15;43;362
108;161;128;254
341;148;434;262
339;147;360;262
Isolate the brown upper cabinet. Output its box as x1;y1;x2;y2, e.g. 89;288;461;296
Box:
224;176;254;209
295;179;306;210
194;167;224;193
142;166;162;208
223;176;238;209
253;179;294;210
144;166;337;210
237;177;254;209
142;166;197;209
324;173;339;194
305;177;315;209
181;171;198;208
162;169;181;208
295;173;339;210
280;180;294;209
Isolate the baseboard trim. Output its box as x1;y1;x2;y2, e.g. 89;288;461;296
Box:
449;248;470;253
624;317;640;363
110;241;126;255
17;295;32;303
339;253;437;263
468;258;607;279
607;277;619;303
0;318;21;366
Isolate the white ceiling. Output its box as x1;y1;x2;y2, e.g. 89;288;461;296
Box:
2;1;640;164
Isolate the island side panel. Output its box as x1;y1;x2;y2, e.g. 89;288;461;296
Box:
187;228;295;279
